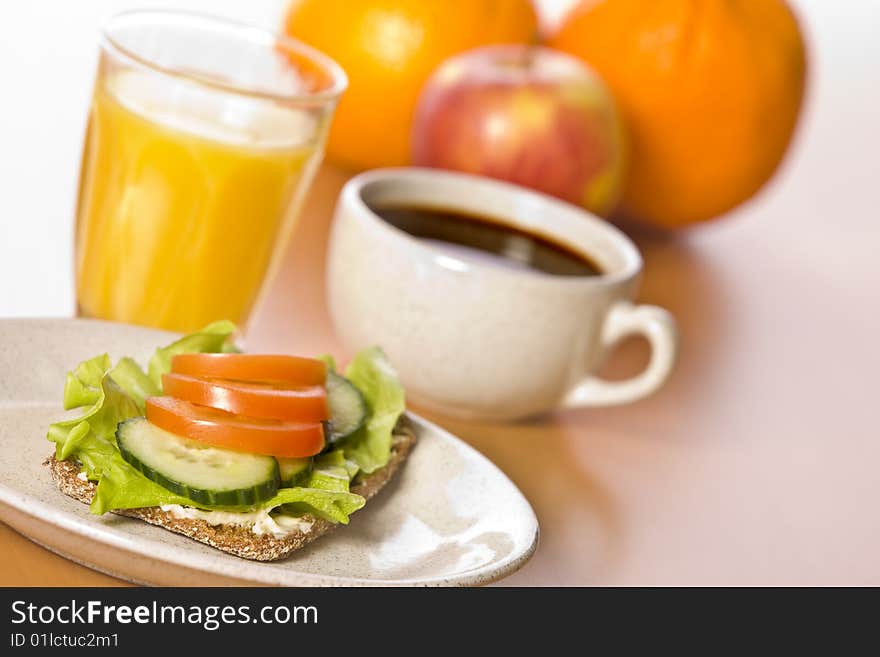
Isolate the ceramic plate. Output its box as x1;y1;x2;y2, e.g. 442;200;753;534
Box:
0;319;538;586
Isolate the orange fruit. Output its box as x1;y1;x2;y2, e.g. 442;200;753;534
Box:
283;0;538;170
550;0;807;229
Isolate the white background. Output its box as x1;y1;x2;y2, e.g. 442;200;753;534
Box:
0;0;878;316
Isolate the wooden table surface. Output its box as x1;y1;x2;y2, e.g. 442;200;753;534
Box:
2;0;879;587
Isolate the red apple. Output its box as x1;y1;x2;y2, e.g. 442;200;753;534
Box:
412;45;627;217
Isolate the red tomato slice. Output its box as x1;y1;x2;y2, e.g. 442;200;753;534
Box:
145;396;325;458
162;373;328;422
171;353;326;386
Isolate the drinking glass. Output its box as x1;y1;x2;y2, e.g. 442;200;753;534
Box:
75;10;346;332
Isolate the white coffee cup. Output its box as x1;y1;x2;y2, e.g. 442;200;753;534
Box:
327;168;678;421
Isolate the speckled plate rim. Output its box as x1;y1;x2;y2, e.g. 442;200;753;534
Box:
0;412;540;587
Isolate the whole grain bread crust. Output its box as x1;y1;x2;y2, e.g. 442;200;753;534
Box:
44;426;415;562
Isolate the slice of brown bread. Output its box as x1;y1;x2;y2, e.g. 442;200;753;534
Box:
44;427;416;562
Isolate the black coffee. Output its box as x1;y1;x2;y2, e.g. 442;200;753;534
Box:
372;204;603;277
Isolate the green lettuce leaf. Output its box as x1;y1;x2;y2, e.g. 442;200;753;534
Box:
307;450;355;493
109;357;160;411
267;489;364;525
270;450;364;524
62;374;101;410
340;347;406;474
49;371;140;466
62;353;111;409
91;467;364;524
91;456;198;515
147;319;237;388
63;353;159;414
316;354;336;371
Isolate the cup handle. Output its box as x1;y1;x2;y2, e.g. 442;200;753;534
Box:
563;301;678;408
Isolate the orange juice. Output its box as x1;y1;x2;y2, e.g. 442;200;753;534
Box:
75;70;322;332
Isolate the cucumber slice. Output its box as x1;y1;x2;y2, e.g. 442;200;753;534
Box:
277;456;312;486
326;371;367;444
116;418;279;506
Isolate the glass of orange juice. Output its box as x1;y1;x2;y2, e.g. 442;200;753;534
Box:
75;11;346;333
